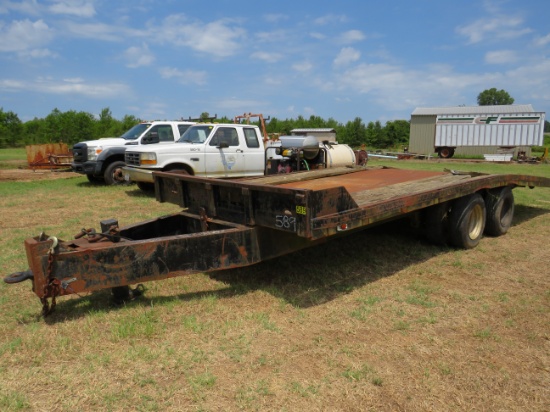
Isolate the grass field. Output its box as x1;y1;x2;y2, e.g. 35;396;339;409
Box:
0;152;549;411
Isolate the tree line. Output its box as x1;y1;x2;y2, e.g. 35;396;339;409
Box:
2;105;548;151
0;107;410;150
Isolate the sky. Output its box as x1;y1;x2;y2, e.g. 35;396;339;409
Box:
1;0;549;125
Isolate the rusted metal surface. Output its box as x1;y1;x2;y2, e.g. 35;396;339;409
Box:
26;143;73;169
277;168;446;193
25;213;259;299
21;213;320;306
154;167;550;241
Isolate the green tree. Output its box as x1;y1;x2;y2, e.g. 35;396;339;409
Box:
0;108;23;147
340;117;366;147
96;107;115;137
365;120;385;148
22;117;46;145
477;88;515;105
384;120;410;148
43;109;95;145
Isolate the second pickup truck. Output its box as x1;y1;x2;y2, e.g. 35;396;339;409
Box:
123;122;361;190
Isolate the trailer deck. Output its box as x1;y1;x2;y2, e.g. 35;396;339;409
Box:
5;165;550;315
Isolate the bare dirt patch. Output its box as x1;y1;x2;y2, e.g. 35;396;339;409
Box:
0;166;80;182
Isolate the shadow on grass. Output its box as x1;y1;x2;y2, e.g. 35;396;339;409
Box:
512;204;549;225
40;205;549;324
40;221;450;324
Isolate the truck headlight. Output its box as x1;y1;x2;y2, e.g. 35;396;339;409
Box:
87;146;103;161
140;152;157;165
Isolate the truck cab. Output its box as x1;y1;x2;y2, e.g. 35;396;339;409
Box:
71;121;195;185
123;123;266;189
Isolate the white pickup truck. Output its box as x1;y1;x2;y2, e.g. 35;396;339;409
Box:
72;120;195;184
123;123;360;190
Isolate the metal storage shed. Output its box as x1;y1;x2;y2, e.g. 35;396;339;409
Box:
409;105;545;158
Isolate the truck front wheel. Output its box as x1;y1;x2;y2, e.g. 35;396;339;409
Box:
448;194;486;249
104;161;126;185
484;186;514;236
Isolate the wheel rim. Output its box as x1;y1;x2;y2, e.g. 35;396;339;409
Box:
112;167;125;183
467;204;484;240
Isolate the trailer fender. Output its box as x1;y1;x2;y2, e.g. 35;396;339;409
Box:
448;193;486;249
421;202;450;245
484;186;514;237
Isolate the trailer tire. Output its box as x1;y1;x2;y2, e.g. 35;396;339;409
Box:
438;147;455;159
422;202;450;245
104;161;126;185
484;186;514;237
448;193;486;249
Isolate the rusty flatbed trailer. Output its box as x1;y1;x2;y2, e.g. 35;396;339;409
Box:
5;166;550;315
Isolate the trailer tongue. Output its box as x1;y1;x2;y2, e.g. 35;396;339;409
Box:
5;166;550;315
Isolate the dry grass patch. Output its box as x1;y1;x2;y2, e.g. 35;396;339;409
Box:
0;162;549;411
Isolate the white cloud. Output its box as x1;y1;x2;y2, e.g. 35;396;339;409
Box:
20;48;56;58
485;50;517;64
534;33;550;47
48;0;96;18
292;61;312;72
456;16;531;44
314;14;347;25
256;29;290;43
337;30;365;44
309;32;326;40
332;55;550;112
61;21;123;41
0;77;129;97
0;19;54;52
264;13;288;23
334;47;360;67
124;43;155;68
250;51;283;63
159;67;207;85
0;0;41;16
141;102;168;118
158;15;246;58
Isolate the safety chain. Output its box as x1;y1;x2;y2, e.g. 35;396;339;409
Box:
40;237;60;317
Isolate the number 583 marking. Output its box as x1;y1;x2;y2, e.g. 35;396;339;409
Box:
275;215;296;231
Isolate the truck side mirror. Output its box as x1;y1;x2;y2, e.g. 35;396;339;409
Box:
142;132;160;145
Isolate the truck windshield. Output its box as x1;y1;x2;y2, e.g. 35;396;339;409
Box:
177;125;214;143
120;123;152;140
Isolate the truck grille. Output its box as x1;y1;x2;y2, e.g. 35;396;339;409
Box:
72;143;88;163
125;152;141;166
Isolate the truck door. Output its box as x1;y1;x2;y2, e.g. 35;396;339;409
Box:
242;127;265;176
141;124;176;144
204;126;245;177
